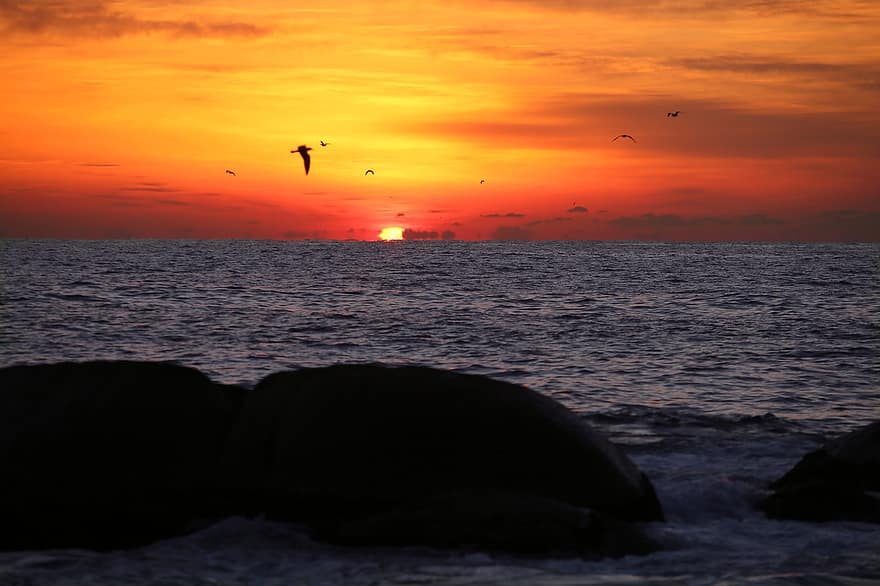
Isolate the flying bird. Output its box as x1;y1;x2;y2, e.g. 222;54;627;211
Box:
667;111;680;117
292;145;312;175
225;169;236;176
320;140;330;147
365;169;375;175
480;179;486;184
613;134;636;143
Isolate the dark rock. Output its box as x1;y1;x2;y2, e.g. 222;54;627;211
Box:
224;364;663;554
314;489;658;558
760;420;880;523
0;360;245;551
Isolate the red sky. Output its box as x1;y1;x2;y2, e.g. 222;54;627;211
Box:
1;0;879;241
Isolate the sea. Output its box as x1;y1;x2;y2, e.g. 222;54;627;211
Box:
0;239;878;585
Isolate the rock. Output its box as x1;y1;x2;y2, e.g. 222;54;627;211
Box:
0;361;245;551
314;489;658;558
224;364;663;554
760;420;880;523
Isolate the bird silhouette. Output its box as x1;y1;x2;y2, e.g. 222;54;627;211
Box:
613;134;636;143
320;140;330;147
667;111;680;117
480;179;486;184
365;169;375;175
225;169;236;176
292;145;312;175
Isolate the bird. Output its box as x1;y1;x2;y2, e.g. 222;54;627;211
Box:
613;134;636;142
225;169;236;176
320;140;329;147
292;145;312;175
480;179;486;184
667;111;680;117
365;169;375;175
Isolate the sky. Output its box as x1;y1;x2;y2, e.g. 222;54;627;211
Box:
1;0;879;241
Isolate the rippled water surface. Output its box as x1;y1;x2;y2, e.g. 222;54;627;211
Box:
2;240;877;430
1;239;878;584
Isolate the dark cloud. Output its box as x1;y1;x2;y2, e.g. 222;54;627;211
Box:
283;229;326;239
670;55;880;92
673;55;842;75
0;1;269;39
567;206;588;213
807;209;880;240
122;185;180;193
154;199;188;206
490;0;878;18
416;92;880;159
481;212;526;218
491;226;531;240
403;228;439;240
611;214;730;228
527;217;572;226
77;162;119;167
441;230;456;240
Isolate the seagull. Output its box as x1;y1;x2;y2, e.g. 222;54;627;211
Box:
480;179;486;184
225;169;236;176
667;111;680;117
612;134;636;143
320;140;330;147
365;169;375;175
292;145;312;175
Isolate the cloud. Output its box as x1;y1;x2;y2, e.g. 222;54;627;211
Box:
611;214;729;228
488;0;879;18
807;209;880;240
283;229;326;239
526;217;572;226
670;54;880;92
739;213;784;226
154;199;188;206
0;1;270;39
567;206;588;213
403;228;439;240
121;181;180;193
490;226;531;240
441;230;456;240
77;162;119;167
416;92;880;159
481;212;526;218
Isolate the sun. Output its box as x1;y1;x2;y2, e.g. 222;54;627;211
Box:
378;226;404;241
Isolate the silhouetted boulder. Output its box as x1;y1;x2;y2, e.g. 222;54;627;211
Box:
315;489;658;558
224;364;663;555
760;420;880;523
0;361;245;551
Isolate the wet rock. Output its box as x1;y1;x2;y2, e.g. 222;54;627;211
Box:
224;364;663;555
314;489;659;558
760;420;880;523
0;360;244;550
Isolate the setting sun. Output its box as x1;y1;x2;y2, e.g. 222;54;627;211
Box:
378;227;404;241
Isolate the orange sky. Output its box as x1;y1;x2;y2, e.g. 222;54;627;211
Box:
1;0;879;241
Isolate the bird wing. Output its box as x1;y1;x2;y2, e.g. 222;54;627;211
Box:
612;136;620;141
628;135;636;142
302;151;310;175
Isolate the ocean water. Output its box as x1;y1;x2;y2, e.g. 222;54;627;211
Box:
1;239;878;584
